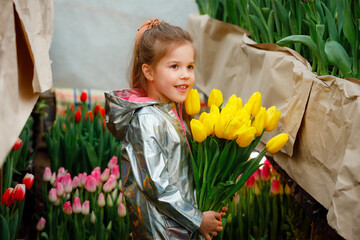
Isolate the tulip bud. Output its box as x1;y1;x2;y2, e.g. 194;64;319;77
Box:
90;211;96;224
75;110;81;122
260;164;271;181
266;133;289;154
48;188;58;203
243;92;262;117
111;165;120;179
117;192;124;205
106;221;112;232
251;107;266;137
62;174;73;194
102;119;106;130
107;156;118;169
94;104;100;115
50;173;56;185
236;127;256;148
234;108;251;121
1;188;15;206
85;111;94;122
43;167;52;182
63;201;72;215
117;203;127;217
254;182;261;196
199;112;216;136
72;197;82;214
36;217;46;231
80;91;88;102
207;89;223;108
245;175;255;188
284;184;292;195
214;114;230;139
78;173;87;187
226;94;243;110
118;179;124;192
82;200;90;215
101;168;110;182
72;176;80;189
56;183;64;197
185;89;200;116
13;184;26;201
22;173;34;190
13;138;23;150
253;169;260;181
107;194;114;207
100;107;105;117
271;179;282;195
57;167;67;177
84;176;97;193
111;188;118;200
224;118;245;140
190;119;207;143
265;106;281;132
103;175;117;193
98;193;105;207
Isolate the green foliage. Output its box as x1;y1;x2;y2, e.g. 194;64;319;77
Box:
45;103;121;175
195;0;360;80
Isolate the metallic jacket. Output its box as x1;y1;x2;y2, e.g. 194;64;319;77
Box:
105;89;203;240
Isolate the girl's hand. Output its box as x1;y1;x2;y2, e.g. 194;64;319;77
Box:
199;211;223;240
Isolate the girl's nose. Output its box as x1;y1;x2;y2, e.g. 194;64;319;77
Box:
181;68;190;79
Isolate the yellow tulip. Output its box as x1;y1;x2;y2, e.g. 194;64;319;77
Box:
243;92;262;117
209;104;220;117
251;107;266;137
226;94;243;110
220;104;237;119
236;127;256;148
234;108;251;121
185;89;200;116
190;119;207;143
214;114;230;139
199;112;215;136
224;118;245;140
265;106;281;132
266;133;289;154
207;89;223;108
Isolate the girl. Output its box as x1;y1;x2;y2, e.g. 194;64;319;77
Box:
105;18;224;240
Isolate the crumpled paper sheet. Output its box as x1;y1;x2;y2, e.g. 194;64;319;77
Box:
187;14;360;240
0;0;53;167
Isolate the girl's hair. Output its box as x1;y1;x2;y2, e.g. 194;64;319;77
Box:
129;22;193;95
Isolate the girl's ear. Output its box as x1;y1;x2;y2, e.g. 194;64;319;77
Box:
142;64;154;82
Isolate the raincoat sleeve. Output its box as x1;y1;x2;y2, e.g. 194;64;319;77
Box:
125;111;203;232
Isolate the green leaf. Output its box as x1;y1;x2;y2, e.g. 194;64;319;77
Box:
84;141;98;170
250;15;270;43
277;35;320;61
322;3;338;42
0;214;10;240
274;0;290;37
343;0;356;52
325;39;352;77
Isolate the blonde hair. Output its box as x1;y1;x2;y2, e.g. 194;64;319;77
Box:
129;22;193;95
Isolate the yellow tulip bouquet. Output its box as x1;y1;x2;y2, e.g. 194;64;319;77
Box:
184;89;289;212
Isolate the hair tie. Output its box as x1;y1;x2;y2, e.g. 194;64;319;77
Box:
135;18;162;51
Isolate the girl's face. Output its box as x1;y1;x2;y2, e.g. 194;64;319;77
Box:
144;43;195;103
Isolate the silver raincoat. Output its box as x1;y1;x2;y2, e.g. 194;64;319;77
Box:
105;89;203;240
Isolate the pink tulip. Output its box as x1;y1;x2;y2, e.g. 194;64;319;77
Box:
50;173;56;185
111;165;120;179
36;217;46;231
57;167;66;177
101;168;110;182
53;176;63;187
56;183;64;197
78;173;87;187
245;175;255;188
72;197;81;214
261;164;271;181
91;170;101;186
93;167;101;174
1;188;15;206
111;188;118;200
98;193;105;207
63;201;72;215
22;173;34;190
82;200;90;215
90;211;96;223
103;175;116;193
253;169;260;181
62;173;73;193
72;176;80;189
43;167;52;182
106;194;114;207
84;176;97;193
271;179;282;195
118;179;124;192
13;184;26;201
107;156;118;169
13;138;22;150
48;188;58;203
117;202;126;217
117;192;124;205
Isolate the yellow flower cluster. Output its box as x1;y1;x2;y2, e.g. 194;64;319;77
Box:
185;89;288;153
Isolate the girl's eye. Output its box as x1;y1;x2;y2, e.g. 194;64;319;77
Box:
170;65;178;69
187;65;194;70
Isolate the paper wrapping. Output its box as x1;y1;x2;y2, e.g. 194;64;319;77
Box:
187;14;360;240
0;0;53;167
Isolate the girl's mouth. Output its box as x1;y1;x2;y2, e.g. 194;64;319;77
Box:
176;85;188;92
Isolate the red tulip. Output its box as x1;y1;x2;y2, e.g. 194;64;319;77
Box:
111;165;120;179
107;156;118;169
72;197;81;214
70;104;75;112
84;175;97;193
102;119;106;130
13;184;26;201
36;217;46;231
85;111;93;121
1;188;15;206
75;110;81;122
13;138;22;150
94;104;100;115
43;167;52;182
261;164;271;181
271;179;282;195
63;201;72;215
245;175;255;188
100;107;105;117
252;169;260;181
22;173;34;189
80;91;88;102
118;203;126;217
